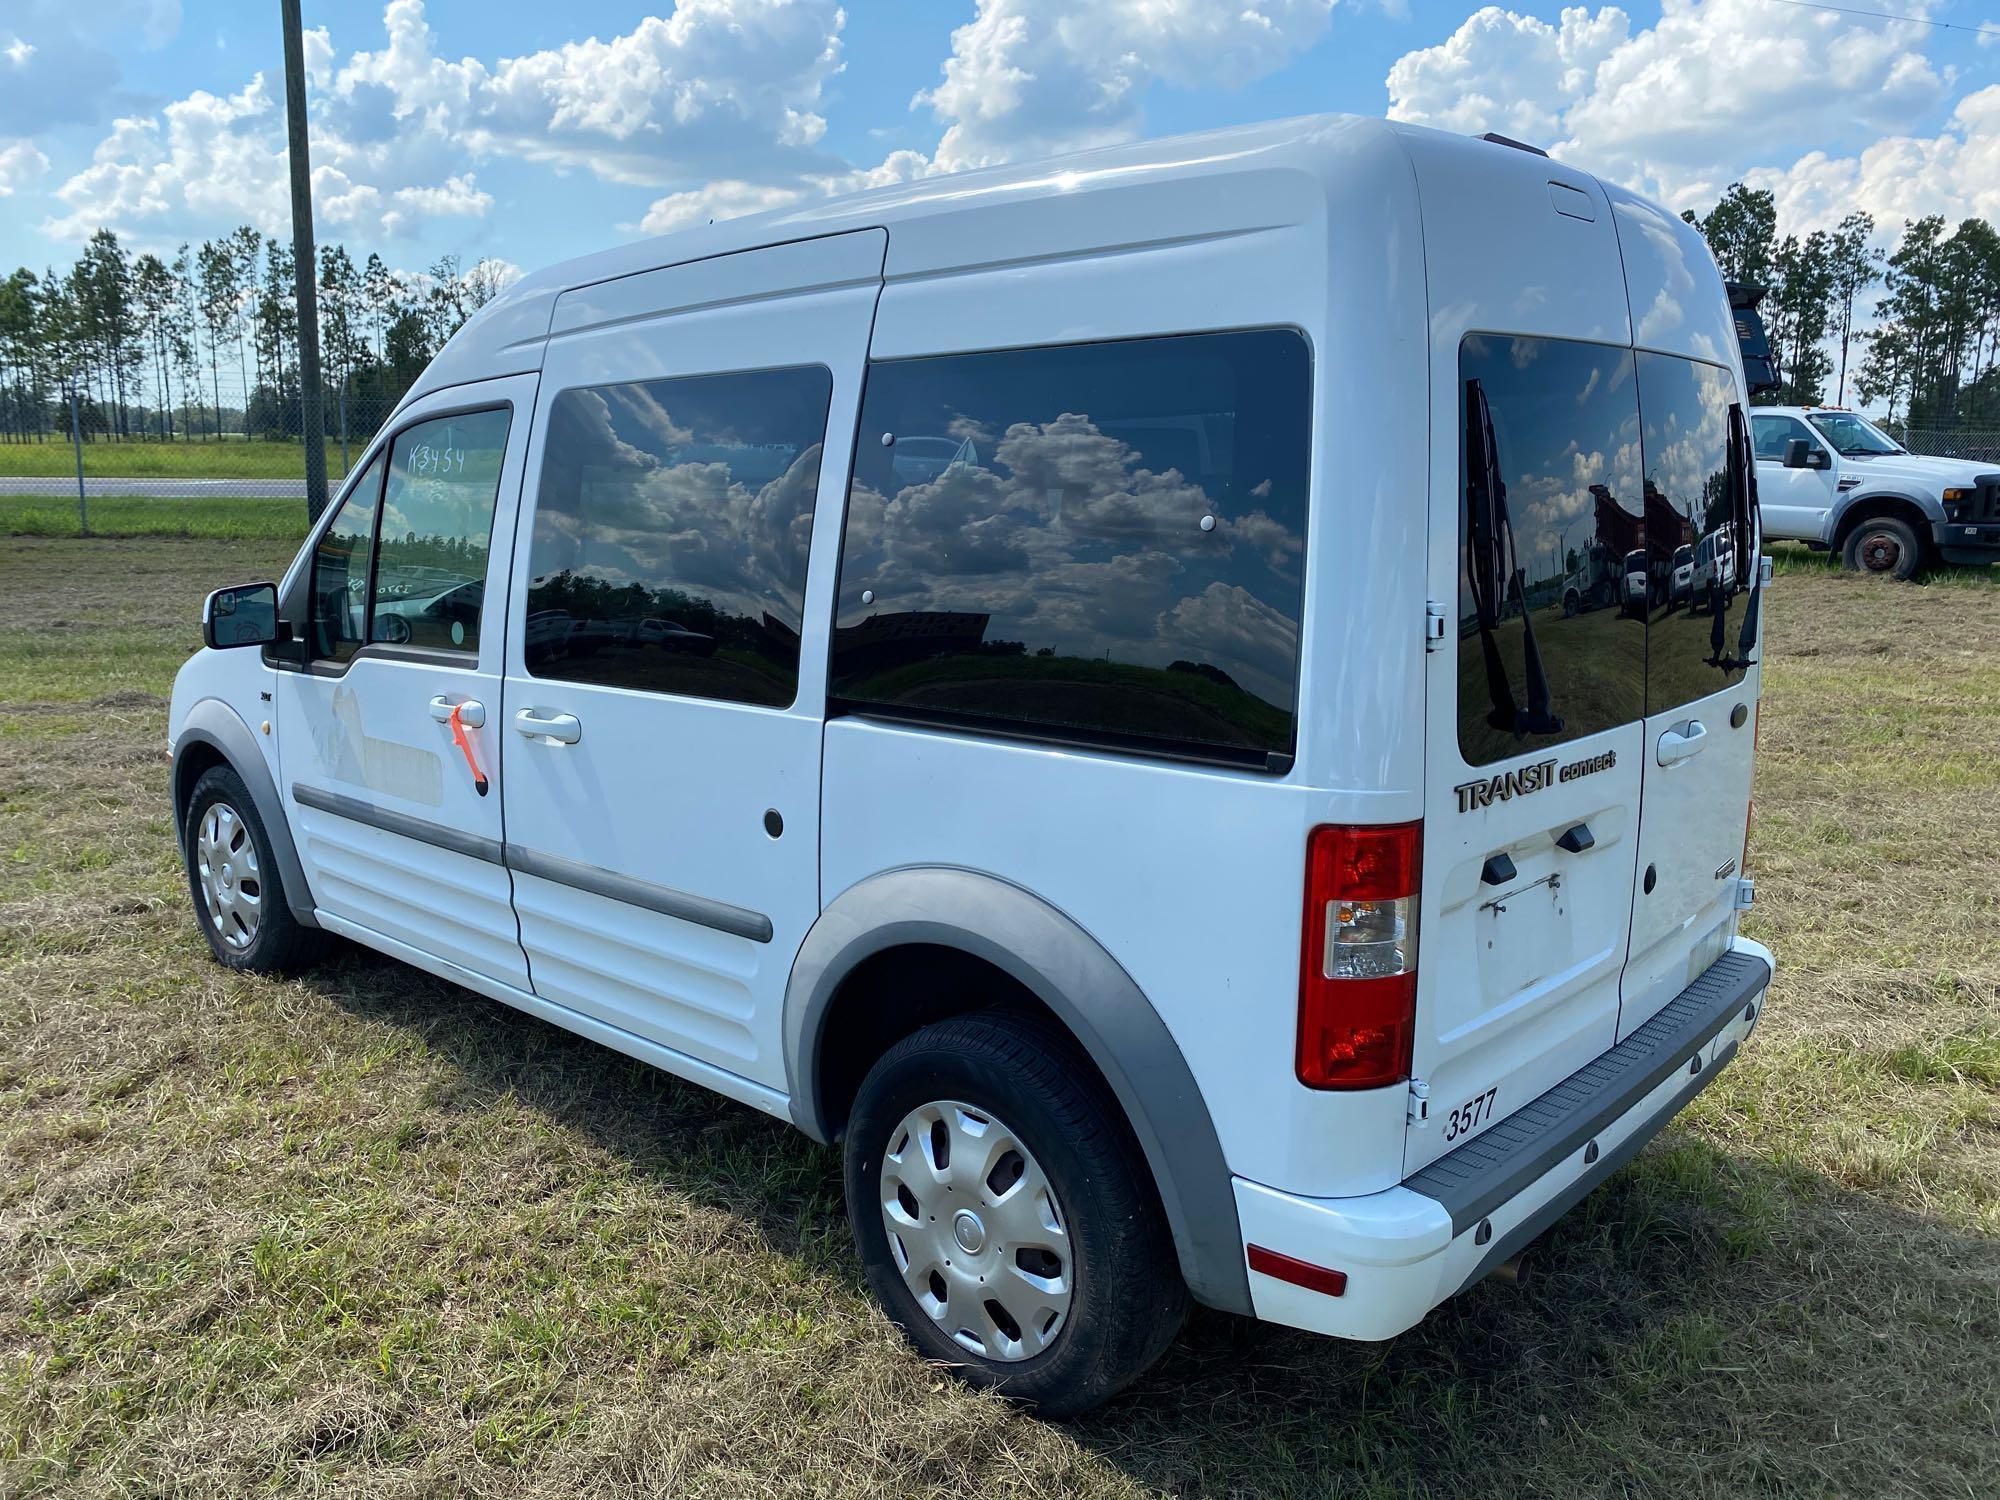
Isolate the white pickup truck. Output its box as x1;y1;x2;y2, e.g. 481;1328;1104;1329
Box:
1751;406;2000;579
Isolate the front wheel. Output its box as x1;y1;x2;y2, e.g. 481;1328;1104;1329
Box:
844;1012;1188;1417
182;765;329;973
1843;515;1923;580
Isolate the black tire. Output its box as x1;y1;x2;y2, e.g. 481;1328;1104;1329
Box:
182;765;330;974
1842;514;1924;580
844;1011;1189;1417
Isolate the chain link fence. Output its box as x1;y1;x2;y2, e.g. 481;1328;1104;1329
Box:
1889;426;2000;464
0;386;402;532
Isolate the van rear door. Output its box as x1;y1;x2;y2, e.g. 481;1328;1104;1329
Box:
1399;134;1649;1176
1411;334;1649;1173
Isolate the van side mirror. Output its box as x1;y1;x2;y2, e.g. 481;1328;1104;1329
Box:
1782;439;1828;471
203;581;281;649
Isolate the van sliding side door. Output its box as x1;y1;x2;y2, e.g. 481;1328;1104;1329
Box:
499;230;885;1095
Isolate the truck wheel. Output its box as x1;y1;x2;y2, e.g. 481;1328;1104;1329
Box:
182;765;329;974
844;1011;1188;1417
1842;515;1923;580
1563;592;1579;617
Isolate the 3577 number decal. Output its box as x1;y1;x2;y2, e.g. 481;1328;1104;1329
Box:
1443;1087;1500;1144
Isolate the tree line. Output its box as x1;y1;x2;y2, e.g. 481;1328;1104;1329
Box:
1682;189;2000;428
0;228;511;445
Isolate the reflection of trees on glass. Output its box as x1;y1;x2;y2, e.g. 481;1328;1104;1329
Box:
1636;352;1749;712
524;367;831;708
309;453;383;663
830;331;1311;766
1456;335;1646;768
372;407;510;652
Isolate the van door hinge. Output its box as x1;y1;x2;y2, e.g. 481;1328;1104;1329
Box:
1424;601;1448;653
1407;1078;1431;1128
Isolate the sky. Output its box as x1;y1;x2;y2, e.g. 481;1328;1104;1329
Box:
0;0;1997;283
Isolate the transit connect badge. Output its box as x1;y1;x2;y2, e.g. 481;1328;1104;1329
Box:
1456;749;1617;813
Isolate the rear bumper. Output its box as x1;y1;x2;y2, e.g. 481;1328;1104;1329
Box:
1232;938;1772;1341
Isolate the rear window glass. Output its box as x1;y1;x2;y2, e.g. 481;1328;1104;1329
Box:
1636;352;1754;714
830;330;1311;767
1457;334;1647;768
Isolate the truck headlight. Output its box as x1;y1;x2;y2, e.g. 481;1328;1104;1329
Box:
1942;487;1972;521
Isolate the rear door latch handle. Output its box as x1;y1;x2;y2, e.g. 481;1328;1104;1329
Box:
1657;719;1707;767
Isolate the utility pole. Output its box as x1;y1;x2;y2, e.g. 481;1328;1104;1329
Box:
281;0;329;520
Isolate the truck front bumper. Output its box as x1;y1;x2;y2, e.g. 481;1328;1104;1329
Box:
1933;518;2000;567
1232;939;1773;1341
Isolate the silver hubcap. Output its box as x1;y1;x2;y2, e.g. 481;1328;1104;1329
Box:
196;801;262;951
880;1100;1072;1363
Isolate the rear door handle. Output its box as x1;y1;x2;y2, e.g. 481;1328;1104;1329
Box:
515;708;582;744
1657;719;1707;767
428;695;484;727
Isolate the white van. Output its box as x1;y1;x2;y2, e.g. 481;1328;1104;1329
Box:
170;115;1772;1415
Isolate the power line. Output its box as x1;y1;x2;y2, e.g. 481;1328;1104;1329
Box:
1757;0;2000;39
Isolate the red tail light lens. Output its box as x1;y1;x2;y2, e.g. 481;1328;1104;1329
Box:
1297;822;1421;1090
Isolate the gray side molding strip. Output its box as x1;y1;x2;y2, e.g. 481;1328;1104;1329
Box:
291;783;504;865
1407;950;1771;1233
506;845;775;944
171;704;319;928
783;866;1252;1316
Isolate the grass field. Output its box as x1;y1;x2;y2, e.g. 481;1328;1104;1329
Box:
1;536;1997;1497
1;496;309;542
0;438;358;482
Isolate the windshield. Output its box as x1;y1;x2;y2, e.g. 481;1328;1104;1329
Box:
1807;412;1903;456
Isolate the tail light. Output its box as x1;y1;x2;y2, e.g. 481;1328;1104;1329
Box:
1297;822;1421;1090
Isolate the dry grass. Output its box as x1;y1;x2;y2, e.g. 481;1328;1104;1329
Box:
2;537;1997;1498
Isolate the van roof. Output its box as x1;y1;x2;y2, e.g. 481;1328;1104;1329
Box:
411;113;1518;399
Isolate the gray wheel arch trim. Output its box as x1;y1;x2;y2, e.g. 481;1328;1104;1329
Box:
1826;486;1942;544
783;865;1251;1315
171;701;320;929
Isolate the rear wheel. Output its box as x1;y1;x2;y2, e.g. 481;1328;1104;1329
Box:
844;1011;1188;1417
1842;515;1923;580
182;765;328;973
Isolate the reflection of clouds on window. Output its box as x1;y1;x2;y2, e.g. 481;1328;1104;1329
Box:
832;330;1311;761
524;366;832;708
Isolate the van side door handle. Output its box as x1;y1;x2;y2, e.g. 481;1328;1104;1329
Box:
1657;719;1707;767
515;708;582;744
428;695;484;727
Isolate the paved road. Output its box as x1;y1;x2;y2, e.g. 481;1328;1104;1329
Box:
1;476;310;499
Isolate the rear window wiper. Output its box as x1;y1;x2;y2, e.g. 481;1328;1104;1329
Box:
1465;379;1563;737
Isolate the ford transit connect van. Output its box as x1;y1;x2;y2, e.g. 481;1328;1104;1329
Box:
170;115;1772;1416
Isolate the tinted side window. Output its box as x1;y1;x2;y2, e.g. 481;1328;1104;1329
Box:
1750;414;1810;461
1458;335;1646;768
525;367;832;707
830;330;1311;766
373;408;511;654
1636;353;1751;713
309;453;383;664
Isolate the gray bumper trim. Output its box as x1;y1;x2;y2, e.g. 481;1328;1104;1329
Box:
1406;950;1771;1233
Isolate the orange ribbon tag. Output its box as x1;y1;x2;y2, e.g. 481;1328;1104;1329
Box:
448;703;488;796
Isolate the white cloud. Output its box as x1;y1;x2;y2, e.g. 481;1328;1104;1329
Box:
4;39;36;67
917;0;1339;171
0;140;49;198
42;0;849;248
635;147;932;234
638;179;811;235
1743;86;2000;235
1386;1;1951;216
